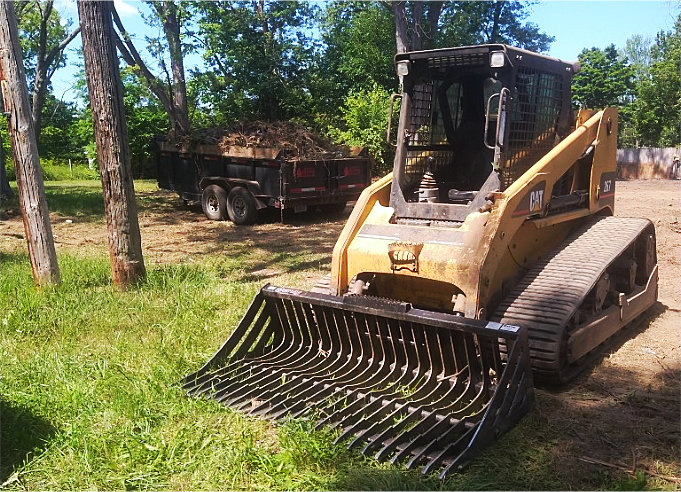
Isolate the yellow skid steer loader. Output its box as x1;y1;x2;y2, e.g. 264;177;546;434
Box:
184;45;658;477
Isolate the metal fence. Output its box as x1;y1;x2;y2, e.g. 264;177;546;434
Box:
617;147;681;179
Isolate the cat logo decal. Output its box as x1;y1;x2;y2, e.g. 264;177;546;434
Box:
513;181;547;217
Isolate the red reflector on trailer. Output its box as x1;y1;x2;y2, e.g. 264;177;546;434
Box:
296;167;316;178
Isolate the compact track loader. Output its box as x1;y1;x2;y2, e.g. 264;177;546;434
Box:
184;45;658;477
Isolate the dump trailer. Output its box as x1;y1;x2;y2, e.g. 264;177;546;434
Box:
156;139;371;224
184;45;658;476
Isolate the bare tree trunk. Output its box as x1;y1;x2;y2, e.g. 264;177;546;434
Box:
154;1;189;138
424;1;444;49
17;0;81;138
0;1;59;286
411;1;424;51
113;1;189;139
391;1;444;55
488;1;504;43
393;1;409;54
78;0;145;287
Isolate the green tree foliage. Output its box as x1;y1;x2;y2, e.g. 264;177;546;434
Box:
120;69;170;177
316;2;396;119
327;84;393;175
69;68;169;177
16;1;69;84
37;94;79;159
15;1;80;136
572;44;635;109
194;1;316;123
438;1;553;52
633;16;681;147
621;34;654;80
115;1;192;138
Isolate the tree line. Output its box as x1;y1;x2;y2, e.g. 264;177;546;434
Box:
1;0;679;290
3;0;678;186
2;0;558;182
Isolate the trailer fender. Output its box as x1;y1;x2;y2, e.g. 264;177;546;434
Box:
199;177;267;210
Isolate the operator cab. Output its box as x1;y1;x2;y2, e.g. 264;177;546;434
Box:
389;45;574;224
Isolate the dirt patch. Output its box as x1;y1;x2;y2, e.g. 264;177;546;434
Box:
541;179;681;487
1;179;679;486
0;186;346;287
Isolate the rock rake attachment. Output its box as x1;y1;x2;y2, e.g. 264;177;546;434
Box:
183;284;534;477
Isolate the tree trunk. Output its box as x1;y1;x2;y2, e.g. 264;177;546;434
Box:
0;1;60;286
489;1;504;43
424;1;444;50
157;1;189;138
393;1;409;54
114;1;190;140
30;0;53;137
392;1;444;55
17;0;80;139
411;1;424;51
78;0;145;287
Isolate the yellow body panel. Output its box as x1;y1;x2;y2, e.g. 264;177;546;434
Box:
331;109;619;320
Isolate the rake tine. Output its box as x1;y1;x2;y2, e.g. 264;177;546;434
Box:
182;285;533;477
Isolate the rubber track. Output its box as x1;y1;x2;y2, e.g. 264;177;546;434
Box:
492;216;652;381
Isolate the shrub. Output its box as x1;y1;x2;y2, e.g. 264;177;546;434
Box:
327;84;395;176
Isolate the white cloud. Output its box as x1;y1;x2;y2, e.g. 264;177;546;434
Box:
54;0;77;17
53;0;140;22
113;0;140;18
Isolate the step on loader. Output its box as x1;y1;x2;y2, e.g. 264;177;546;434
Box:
184;44;658;477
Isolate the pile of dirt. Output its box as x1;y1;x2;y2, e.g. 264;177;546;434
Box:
197;121;345;159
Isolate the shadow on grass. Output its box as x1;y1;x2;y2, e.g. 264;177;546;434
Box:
0;400;56;483
0;184;105;221
1;183;173;223
326;467;445;491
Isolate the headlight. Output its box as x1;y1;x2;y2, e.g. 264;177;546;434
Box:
396;60;410;76
490;51;505;68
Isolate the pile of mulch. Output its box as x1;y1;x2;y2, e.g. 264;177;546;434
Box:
195;121;346;159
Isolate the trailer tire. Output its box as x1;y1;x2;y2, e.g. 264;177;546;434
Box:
227;186;258;225
201;184;229;220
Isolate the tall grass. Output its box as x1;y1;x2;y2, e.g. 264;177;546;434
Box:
5;159;99;182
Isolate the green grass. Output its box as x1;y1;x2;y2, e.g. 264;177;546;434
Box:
1;179;162;221
0;182;667;490
5;160;99;182
1;251;655;491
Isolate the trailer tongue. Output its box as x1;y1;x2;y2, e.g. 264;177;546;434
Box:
183;285;533;477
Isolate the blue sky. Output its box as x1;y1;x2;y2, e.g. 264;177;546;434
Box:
529;1;680;60
51;0;680;104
